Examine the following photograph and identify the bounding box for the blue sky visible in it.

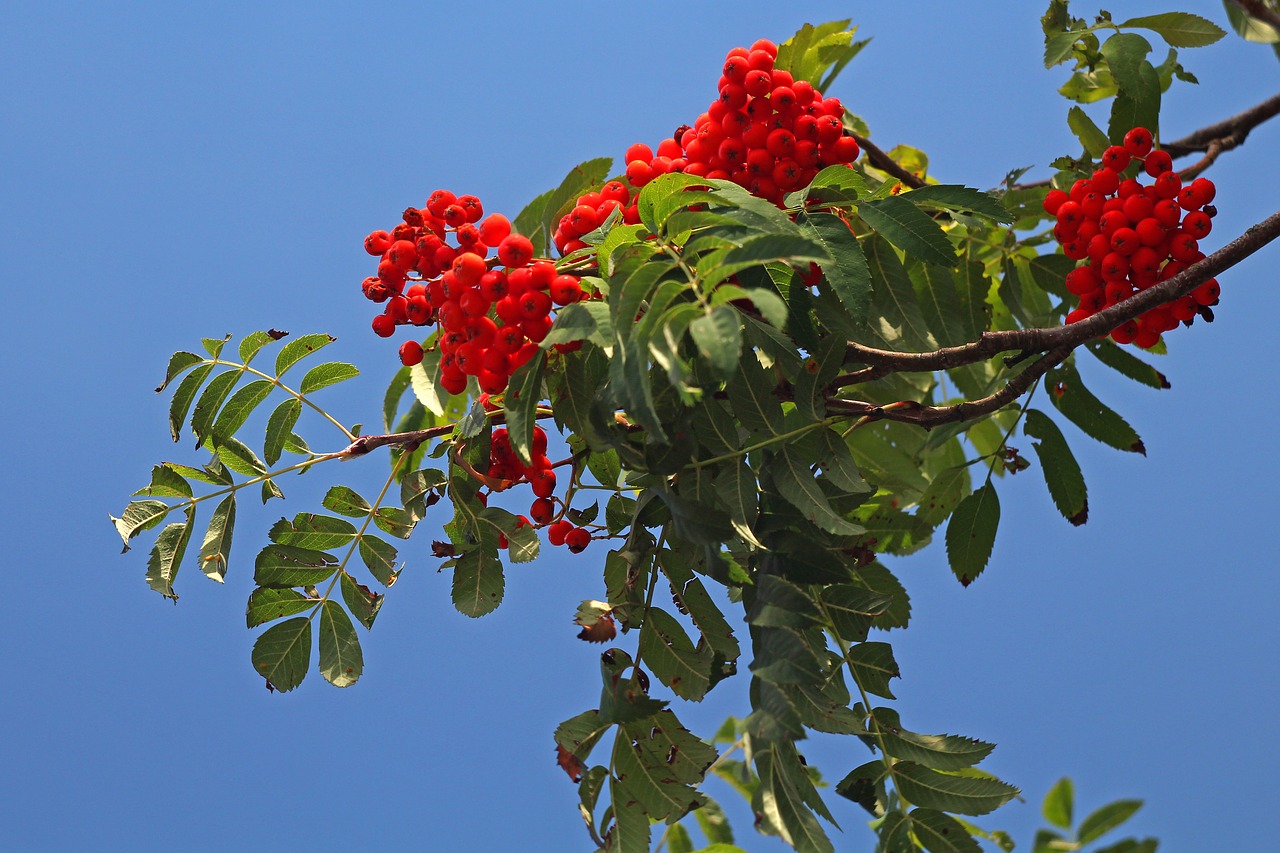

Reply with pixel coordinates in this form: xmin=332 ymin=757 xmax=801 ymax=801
xmin=3 ymin=2 xmax=1278 ymax=850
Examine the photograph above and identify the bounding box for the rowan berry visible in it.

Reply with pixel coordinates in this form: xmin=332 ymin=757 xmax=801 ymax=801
xmin=1123 ymin=127 xmax=1153 ymax=157
xmin=564 ymin=527 xmax=591 ymax=553
xmin=497 ymin=234 xmax=534 ymax=268
xmin=547 ymin=519 xmax=573 ymax=547
xmin=398 ymin=340 xmax=424 ymax=366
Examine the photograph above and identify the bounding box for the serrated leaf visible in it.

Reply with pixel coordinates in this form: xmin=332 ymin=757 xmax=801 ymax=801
xmin=299 ymin=361 xmax=359 ymax=394
xmin=261 ymin=478 xmax=284 ymax=503
xmin=145 ymin=512 xmax=194 ymax=598
xmin=514 ymin=157 xmax=613 ymax=256
xmin=189 ymin=369 xmax=240 ymax=447
xmin=1084 ymin=339 xmax=1169 ymax=389
xmin=1120 ymin=12 xmax=1226 ymax=47
xmin=202 ymin=334 xmax=232 ymax=359
xmin=862 ymin=234 xmax=936 ymax=351
xmin=821 ymin=585 xmax=892 ymax=642
xmin=373 ymin=506 xmax=415 ymax=539
xmin=401 ymin=467 xmax=447 ymax=520
xmin=264 ymin=398 xmax=302 ymax=465
xmin=318 ymin=600 xmax=362 ymax=687
xmin=506 ymin=350 xmax=546 ymax=466
xmin=212 ymin=379 xmax=274 ymax=441
xmin=338 ymin=574 xmax=384 ymax=630
xmin=1049 ymin=364 xmax=1145 ymax=453
xmin=237 ymin=330 xmax=278 ymax=365
xmin=1078 ymin=799 xmax=1143 ymax=844
xmin=168 ymin=361 xmax=213 ymax=438
xmin=251 ymin=616 xmax=311 ymax=692
xmin=771 ymin=447 xmax=864 ymax=536
xmin=253 ymin=544 xmax=339 ymax=588
xmin=1024 ymin=409 xmax=1088 ymax=525
xmin=269 ymin=513 xmax=357 ymax=550
xmin=846 ymin=641 xmax=900 ymax=699
xmin=197 ymin=495 xmax=235 ymax=582
xmin=639 ymin=607 xmax=713 ymax=701
xmin=945 ymin=482 xmax=1000 ymax=586
xmin=157 ymin=351 xmax=203 ymax=392
xmin=802 ymin=212 xmax=872 ymax=319
xmin=909 ymin=261 xmax=968 ymax=348
xmin=215 ymin=435 xmax=267 ymax=476
xmin=246 ymin=587 xmax=315 ymax=628
xmin=910 ymin=808 xmax=983 ymax=853
xmin=1068 ymin=106 xmax=1111 ymax=158
xmin=452 ymin=538 xmax=505 ymax=617
xmin=760 ymin=751 xmax=836 ymax=853
xmin=871 ymin=708 xmax=995 ymax=770
xmin=690 ymin=306 xmax=743 ymax=380
xmin=359 ymin=535 xmax=400 ymax=587
xmin=323 ymin=485 xmax=372 ymax=517
xmin=133 ymin=463 xmax=193 ymax=499
xmin=543 ymin=300 xmax=614 ymax=349
xmin=1043 ymin=777 xmax=1074 ymax=829
xmin=916 ymin=465 xmax=972 ymax=527
xmin=274 ymin=333 xmax=335 ymax=378
xmin=726 ymin=353 xmax=784 ymax=436
xmin=859 ymin=196 xmax=956 ymax=267
xmin=895 ymin=763 xmax=1018 ymax=816
xmin=906 ymin=185 xmax=1014 ymax=223
xmin=612 ymin=709 xmax=716 ymax=822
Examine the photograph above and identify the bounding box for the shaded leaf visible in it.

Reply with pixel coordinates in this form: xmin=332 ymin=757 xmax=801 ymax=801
xmin=197 ymin=495 xmax=236 ymax=582
xmin=859 ymin=195 xmax=956 ymax=267
xmin=318 ymin=600 xmax=363 ymax=687
xmin=945 ymin=482 xmax=1000 ymax=586
xmin=911 ymin=808 xmax=983 ymax=853
xmin=212 ymin=378 xmax=274 ymax=441
xmin=870 ymin=708 xmax=995 ymax=771
xmin=264 ymin=398 xmax=302 ymax=465
xmin=246 ymin=587 xmax=315 ymax=628
xmin=895 ymin=763 xmax=1018 ymax=816
xmin=846 ymin=641 xmax=900 ymax=699
xmin=274 ymin=333 xmax=335 ymax=378
xmin=1024 ymin=409 xmax=1088 ymax=525
xmin=1078 ymin=799 xmax=1143 ymax=844
xmin=251 ymin=616 xmax=311 ymax=692
xmin=145 ymin=512 xmax=194 ymax=598
xmin=253 ymin=544 xmax=339 ymax=588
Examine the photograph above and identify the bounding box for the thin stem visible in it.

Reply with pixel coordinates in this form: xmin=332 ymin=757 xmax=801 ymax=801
xmin=209 ymin=359 xmax=356 ymax=442
xmin=688 ymin=418 xmax=840 ymax=470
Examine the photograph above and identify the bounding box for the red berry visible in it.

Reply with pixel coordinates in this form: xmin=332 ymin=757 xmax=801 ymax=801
xmin=564 ymin=527 xmax=591 ymax=553
xmin=530 ymin=498 xmax=555 ymax=525
xmin=529 ymin=468 xmax=557 ymax=499
xmin=371 ymin=314 xmax=396 ymax=338
xmin=1123 ymin=127 xmax=1154 ymax=157
xmin=364 ymin=230 xmax=392 ymax=256
xmin=497 ymin=234 xmax=534 ymax=268
xmin=398 ymin=340 xmax=424 ymax=366
xmin=547 ymin=519 xmax=573 ymax=547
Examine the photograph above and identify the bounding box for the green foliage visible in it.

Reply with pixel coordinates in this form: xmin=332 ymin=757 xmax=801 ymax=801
xmin=110 ymin=6 xmax=1252 ymax=850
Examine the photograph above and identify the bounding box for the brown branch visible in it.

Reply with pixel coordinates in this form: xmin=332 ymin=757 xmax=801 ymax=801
xmin=826 ymin=345 xmax=1074 ymax=428
xmin=1224 ymin=0 xmax=1280 ymax=34
xmin=336 ymin=409 xmax=556 ymax=458
xmin=853 ymin=134 xmax=927 ymax=189
xmin=841 ymin=208 xmax=1280 ymax=377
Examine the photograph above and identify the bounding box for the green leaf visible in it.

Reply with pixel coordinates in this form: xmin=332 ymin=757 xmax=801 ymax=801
xmin=858 ymin=196 xmax=956 ymax=267
xmin=639 ymin=608 xmax=713 ymax=700
xmin=133 ymin=464 xmax=194 ymax=499
xmin=1068 ymin=106 xmax=1111 ymax=158
xmin=1078 ymin=799 xmax=1143 ymax=844
xmin=906 ymin=185 xmax=1014 ymax=224
xmin=157 ymin=351 xmax=203 ymax=392
xmin=1120 ymin=12 xmax=1226 ymax=47
xmin=202 ymin=334 xmax=232 ymax=359
xmin=821 ymin=585 xmax=892 ymax=642
xmin=197 ymin=495 xmax=236 ymax=582
xmin=895 ymin=763 xmax=1018 ymax=816
xmin=211 ymin=378 xmax=274 ymax=441
xmin=246 ymin=587 xmax=314 ymax=628
xmin=215 ymin=435 xmax=268 ymax=477
xmin=167 ymin=364 xmax=213 ymax=441
xmin=145 ymin=513 xmax=194 ymax=598
xmin=451 ymin=538 xmax=505 ymax=617
xmin=359 ymin=535 xmax=400 ymax=587
xmin=1042 ymin=777 xmax=1074 ymax=829
xmin=251 ymin=616 xmax=312 ymax=692
xmin=916 ymin=465 xmax=972 ymax=527
xmin=870 ymin=708 xmax=995 ymax=771
xmin=323 ymin=485 xmax=372 ymax=517
xmin=1107 ymin=61 xmax=1162 ymax=144
xmin=759 ymin=750 xmax=836 ymax=853
xmin=373 ymin=506 xmax=416 ymax=540
xmin=253 ymin=544 xmax=339 ymax=588
xmin=340 ymin=572 xmax=384 ymax=629
xmin=264 ymin=398 xmax=302 ymax=465
xmin=1024 ymin=409 xmax=1088 ymax=525
xmin=237 ymin=330 xmax=278 ymax=365
xmin=945 ymin=482 xmax=1000 ymax=586
xmin=401 ymin=467 xmax=447 ymax=520
xmin=846 ymin=641 xmax=900 ymax=699
xmin=1083 ymin=339 xmax=1170 ymax=389
xmin=513 ymin=157 xmax=613 ymax=256
xmin=726 ymin=354 xmax=784 ymax=436
xmin=1101 ymin=32 xmax=1154 ymax=93
xmin=955 ymin=260 xmax=993 ymax=343
xmin=690 ymin=306 xmax=743 ymax=380
xmin=318 ymin=600 xmax=363 ymax=687
xmin=801 ymin=212 xmax=873 ymax=320
xmin=269 ymin=513 xmax=357 ymax=550
xmin=542 ymin=300 xmax=614 ymax=349
xmin=862 ymin=234 xmax=936 ymax=351
xmin=612 ymin=709 xmax=716 ymax=822
xmin=1049 ymin=364 xmax=1145 ymax=453
xmin=1225 ymin=1 xmax=1280 ymax=43
xmin=505 ymin=351 xmax=546 ymax=466
xmin=383 ymin=365 xmax=412 ymax=432
xmin=771 ymin=447 xmax=864 ymax=536
xmin=299 ymin=361 xmax=359 ymax=394
xmin=909 ymin=261 xmax=968 ymax=348
xmin=274 ymin=333 xmax=335 ymax=378
xmin=190 ymin=369 xmax=241 ymax=447
xmin=910 ymin=808 xmax=983 ymax=853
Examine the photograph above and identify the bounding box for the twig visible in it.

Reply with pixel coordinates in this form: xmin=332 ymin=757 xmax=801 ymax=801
xmin=852 ymin=133 xmax=927 ymax=189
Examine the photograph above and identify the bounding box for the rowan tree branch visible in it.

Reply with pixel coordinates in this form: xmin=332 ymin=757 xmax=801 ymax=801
xmin=840 ymin=207 xmax=1280 ymax=378
xmin=336 ymin=410 xmax=555 ymax=457
xmin=853 ymin=133 xmax=927 ymax=189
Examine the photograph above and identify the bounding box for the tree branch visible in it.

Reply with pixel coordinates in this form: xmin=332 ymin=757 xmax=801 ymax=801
xmin=853 ymin=134 xmax=927 ymax=189
xmin=841 ymin=208 xmax=1280 ymax=376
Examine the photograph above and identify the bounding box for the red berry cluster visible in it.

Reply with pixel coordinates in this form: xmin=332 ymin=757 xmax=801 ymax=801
xmin=551 ymin=38 xmax=859 ymax=254
xmin=1044 ymin=127 xmax=1220 ymax=349
xmin=360 ymin=190 xmax=587 ymax=392
xmin=485 ymin=425 xmax=592 ymax=554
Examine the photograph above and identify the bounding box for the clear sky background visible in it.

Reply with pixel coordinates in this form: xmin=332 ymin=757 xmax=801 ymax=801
xmin=3 ymin=2 xmax=1278 ymax=851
